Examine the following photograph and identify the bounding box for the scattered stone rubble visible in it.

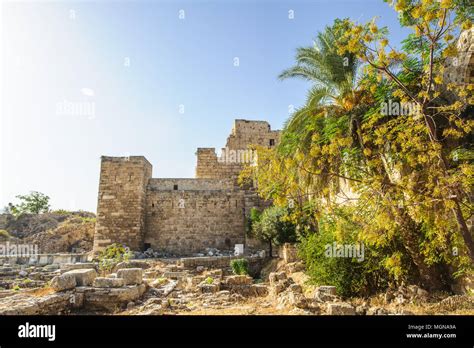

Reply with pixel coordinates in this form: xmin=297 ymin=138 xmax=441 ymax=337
xmin=0 ymin=251 xmax=472 ymax=315
xmin=134 ymin=247 xmax=262 ymax=259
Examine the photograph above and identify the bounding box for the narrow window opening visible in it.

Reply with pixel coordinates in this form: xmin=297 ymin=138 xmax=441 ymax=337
xmin=173 ymin=184 xmax=178 ymax=190
xmin=269 ymin=139 xmax=275 ymax=146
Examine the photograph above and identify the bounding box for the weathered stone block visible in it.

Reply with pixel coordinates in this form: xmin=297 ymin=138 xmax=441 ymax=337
xmin=117 ymin=268 xmax=143 ymax=285
xmin=199 ymin=283 xmax=220 ymax=294
xmin=327 ymin=302 xmax=356 ymax=315
xmin=225 ymin=275 xmax=253 ymax=286
xmin=80 ymin=284 xmax=146 ymax=312
xmin=93 ymin=277 xmax=125 ymax=288
xmin=113 ymin=260 xmax=150 ymax=272
xmin=63 ymin=269 xmax=97 ymax=286
xmin=60 ymin=263 xmax=97 ymax=273
xmin=51 ymin=274 xmax=76 ymax=291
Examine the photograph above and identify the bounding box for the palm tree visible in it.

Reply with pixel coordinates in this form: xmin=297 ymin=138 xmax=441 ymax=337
xmin=278 ymin=21 xmax=365 ymax=157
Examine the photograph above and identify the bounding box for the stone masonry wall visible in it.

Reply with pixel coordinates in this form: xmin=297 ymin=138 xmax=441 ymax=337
xmin=93 ymin=156 xmax=152 ymax=252
xmin=195 ymin=148 xmax=244 ymax=181
xmin=144 ymin=189 xmax=246 ymax=255
xmin=148 ymin=178 xmax=234 ymax=191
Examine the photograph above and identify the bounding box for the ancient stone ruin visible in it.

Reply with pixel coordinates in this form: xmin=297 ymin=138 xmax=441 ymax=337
xmin=92 ymin=119 xmax=280 ymax=255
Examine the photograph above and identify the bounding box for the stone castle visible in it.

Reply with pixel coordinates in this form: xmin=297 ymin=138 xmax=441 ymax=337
xmin=92 ymin=119 xmax=280 ymax=255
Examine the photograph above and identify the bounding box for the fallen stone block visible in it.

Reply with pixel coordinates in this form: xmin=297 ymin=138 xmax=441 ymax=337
xmin=80 ymin=284 xmax=146 ymax=312
xmin=225 ymin=275 xmax=253 ymax=286
xmin=327 ymin=302 xmax=356 ymax=315
xmin=198 ymin=283 xmax=220 ymax=294
xmin=113 ymin=260 xmax=150 ymax=272
xmin=93 ymin=277 xmax=124 ymax=288
xmin=157 ymin=280 xmax=177 ymax=297
xmin=60 ymin=262 xmax=97 ymax=273
xmin=315 ymin=285 xmax=337 ymax=302
xmin=51 ymin=273 xmax=77 ymax=291
xmin=63 ymin=269 xmax=97 ymax=286
xmin=117 ymin=268 xmax=143 ymax=285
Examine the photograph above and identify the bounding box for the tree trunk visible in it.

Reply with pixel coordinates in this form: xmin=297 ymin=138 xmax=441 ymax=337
xmin=451 ymin=196 xmax=474 ymax=260
xmin=422 ymin=113 xmax=474 ymax=261
xmin=268 ymin=240 xmax=273 ymax=258
xmin=396 ymin=209 xmax=447 ymax=291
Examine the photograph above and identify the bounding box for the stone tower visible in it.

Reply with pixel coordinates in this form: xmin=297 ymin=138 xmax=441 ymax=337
xmin=195 ymin=119 xmax=280 ymax=181
xmin=93 ymin=156 xmax=152 ymax=253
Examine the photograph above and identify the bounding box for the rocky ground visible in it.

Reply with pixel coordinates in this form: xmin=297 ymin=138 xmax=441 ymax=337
xmin=1 ymin=212 xmax=471 ymax=316
xmin=0 ymin=212 xmax=95 ymax=253
xmin=0 ymin=257 xmax=472 ymax=316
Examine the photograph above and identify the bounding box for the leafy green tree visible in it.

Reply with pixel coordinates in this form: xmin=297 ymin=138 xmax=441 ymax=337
xmin=250 ymin=206 xmax=297 ymax=257
xmin=334 ymin=0 xmax=473 ymax=262
xmin=9 ymin=191 xmax=50 ymax=216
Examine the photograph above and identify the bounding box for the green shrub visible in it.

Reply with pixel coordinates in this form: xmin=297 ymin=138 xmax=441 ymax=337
xmin=205 ymin=277 xmax=214 ymax=284
xmin=298 ymin=207 xmax=402 ymax=298
xmin=230 ymin=258 xmax=249 ymax=275
xmin=97 ymin=243 xmax=133 ymax=275
xmin=13 ymin=285 xmax=20 ymax=291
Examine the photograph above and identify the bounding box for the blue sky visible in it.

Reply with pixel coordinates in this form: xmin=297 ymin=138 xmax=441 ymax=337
xmin=1 ymin=0 xmax=410 ymax=212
